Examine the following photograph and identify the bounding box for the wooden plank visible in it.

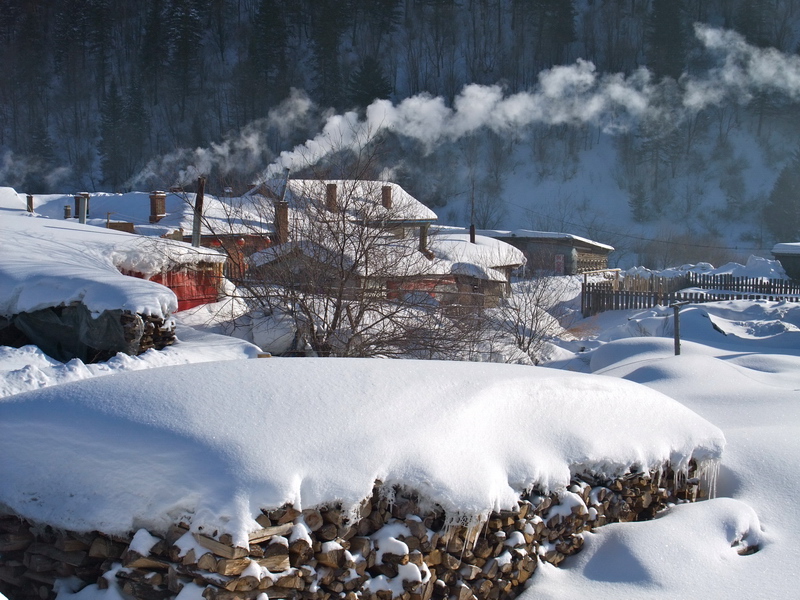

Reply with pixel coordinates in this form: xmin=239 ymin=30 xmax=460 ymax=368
xmin=27 ymin=542 xmax=87 ymax=567
xmin=0 ymin=532 xmax=33 ymax=552
xmin=247 ymin=523 xmax=293 ymax=544
xmin=254 ymin=554 xmax=290 ymax=573
xmin=88 ymin=536 xmax=126 ymax=559
xmin=215 ymin=557 xmax=251 ymax=577
xmin=193 ymin=533 xmax=250 ymax=559
xmin=122 ymin=551 xmax=171 ymax=571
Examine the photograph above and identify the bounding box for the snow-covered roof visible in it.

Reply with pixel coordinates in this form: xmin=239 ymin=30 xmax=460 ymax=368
xmin=430 ymin=229 xmax=526 ymax=269
xmin=250 ymin=229 xmax=524 ymax=282
xmin=0 ymin=188 xmax=225 ymax=319
xmin=0 ymin=357 xmax=724 ymax=546
xmin=772 ymin=242 xmax=800 ymax=256
xmin=476 ymin=228 xmax=615 ymax=252
xmin=27 ymin=190 xmax=274 ymax=238
xmin=625 ymin=256 xmax=787 ymax=280
xmin=256 ymin=179 xmax=438 ymax=224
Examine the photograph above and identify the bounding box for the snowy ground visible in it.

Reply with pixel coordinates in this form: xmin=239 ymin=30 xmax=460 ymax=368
xmin=531 ymin=299 xmax=800 ymax=598
xmin=0 ymin=198 xmax=797 ymax=598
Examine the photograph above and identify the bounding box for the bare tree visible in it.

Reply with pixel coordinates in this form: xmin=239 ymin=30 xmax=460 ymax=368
xmin=492 ymin=275 xmax=575 ymax=364
xmin=196 ymin=173 xmax=514 ymax=359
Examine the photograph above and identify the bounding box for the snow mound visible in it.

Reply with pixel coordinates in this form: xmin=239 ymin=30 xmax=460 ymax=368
xmin=0 ymin=358 xmax=724 ymax=547
xmin=624 ymin=256 xmax=787 ymax=280
xmin=531 ymin=498 xmax=762 ymax=598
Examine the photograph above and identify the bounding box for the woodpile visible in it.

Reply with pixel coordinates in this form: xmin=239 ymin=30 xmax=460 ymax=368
xmin=121 ymin=311 xmax=176 ymax=355
xmin=0 ymin=461 xmax=713 ymax=600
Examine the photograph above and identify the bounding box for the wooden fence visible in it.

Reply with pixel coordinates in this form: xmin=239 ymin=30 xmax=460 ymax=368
xmin=581 ymin=272 xmax=800 ymax=317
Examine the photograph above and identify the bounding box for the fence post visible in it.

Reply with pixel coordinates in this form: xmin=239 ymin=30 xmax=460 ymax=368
xmin=672 ymin=301 xmax=690 ymax=356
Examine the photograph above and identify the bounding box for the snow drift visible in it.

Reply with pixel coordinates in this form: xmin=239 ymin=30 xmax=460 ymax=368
xmin=0 ymin=358 xmax=724 ymax=547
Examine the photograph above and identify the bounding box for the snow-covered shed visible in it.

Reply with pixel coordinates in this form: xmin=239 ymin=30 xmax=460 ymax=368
xmin=0 ymin=188 xmax=226 ymax=361
xmin=477 ymin=229 xmax=614 ymax=275
xmin=772 ymin=242 xmax=800 ymax=280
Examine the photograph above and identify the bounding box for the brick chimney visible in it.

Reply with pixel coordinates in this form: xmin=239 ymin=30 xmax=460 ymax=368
xmin=149 ymin=191 xmax=167 ymax=223
xmin=26 ymin=194 xmax=33 ymax=213
xmin=325 ymin=183 xmax=338 ymax=213
xmin=275 ymin=200 xmax=289 ymax=245
xmin=381 ymin=185 xmax=392 ymax=209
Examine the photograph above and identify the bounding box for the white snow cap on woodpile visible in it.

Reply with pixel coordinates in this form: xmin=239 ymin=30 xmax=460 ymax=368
xmin=0 ymin=198 xmax=225 ymax=319
xmin=0 ymin=357 xmax=725 ymax=548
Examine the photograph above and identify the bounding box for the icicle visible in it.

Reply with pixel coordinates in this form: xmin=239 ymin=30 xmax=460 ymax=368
xmin=697 ymin=458 xmax=721 ymax=499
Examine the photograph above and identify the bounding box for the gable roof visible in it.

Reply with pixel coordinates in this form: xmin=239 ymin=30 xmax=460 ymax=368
xmin=476 ymin=228 xmax=615 ymax=253
xmin=253 ymin=179 xmax=438 ymax=225
xmin=26 ymin=190 xmax=273 ymax=238
xmin=251 ymin=228 xmax=525 ymax=283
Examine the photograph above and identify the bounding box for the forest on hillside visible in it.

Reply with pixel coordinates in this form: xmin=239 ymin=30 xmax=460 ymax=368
xmin=3 ymin=0 xmax=800 ymax=261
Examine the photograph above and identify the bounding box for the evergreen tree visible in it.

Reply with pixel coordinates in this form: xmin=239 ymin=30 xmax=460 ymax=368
xmin=140 ymin=0 xmax=167 ymax=106
xmin=24 ymin=117 xmax=56 ymax=193
xmin=734 ymin=0 xmax=770 ymax=48
xmin=122 ymin=79 xmax=150 ymax=177
xmin=87 ymin=0 xmax=113 ymax=92
xmin=166 ymin=0 xmax=204 ymax=121
xmin=250 ymin=0 xmax=289 ymax=108
xmin=764 ymin=149 xmax=800 ymax=241
xmin=347 ymin=57 xmax=392 ymax=110
xmin=98 ymin=80 xmax=127 ymax=189
xmin=646 ymin=0 xmax=686 ymax=80
xmin=355 ymin=0 xmax=401 ymax=55
xmin=311 ymin=0 xmax=348 ymax=109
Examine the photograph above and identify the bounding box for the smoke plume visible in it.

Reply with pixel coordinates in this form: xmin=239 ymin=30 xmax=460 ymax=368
xmin=259 ymin=24 xmax=800 ymax=181
xmin=129 ymin=89 xmax=314 ymax=188
xmin=128 ymin=25 xmax=800 ymax=188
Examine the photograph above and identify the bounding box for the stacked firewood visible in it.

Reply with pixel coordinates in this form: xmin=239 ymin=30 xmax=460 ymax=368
xmin=121 ymin=311 xmax=176 ymax=354
xmin=0 ymin=463 xmax=708 ymax=600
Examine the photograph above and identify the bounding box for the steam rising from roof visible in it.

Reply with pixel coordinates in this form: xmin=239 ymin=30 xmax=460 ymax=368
xmin=131 ymin=25 xmax=800 ymax=189
xmin=259 ymin=25 xmax=800 ymax=182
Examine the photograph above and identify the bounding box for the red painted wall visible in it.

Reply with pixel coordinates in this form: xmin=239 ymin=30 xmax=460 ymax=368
xmin=124 ymin=267 xmax=222 ymax=312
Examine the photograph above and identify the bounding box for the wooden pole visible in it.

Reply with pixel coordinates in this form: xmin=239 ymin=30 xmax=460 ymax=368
xmin=673 ymin=304 xmax=681 ymax=356
xmin=672 ymin=301 xmax=690 ymax=356
xmin=192 ymin=177 xmax=206 ymax=248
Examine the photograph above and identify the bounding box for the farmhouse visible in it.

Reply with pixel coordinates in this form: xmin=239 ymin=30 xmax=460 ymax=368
xmin=248 ymin=180 xmax=525 ymax=307
xmin=477 ymin=228 xmax=614 ymax=275
xmin=24 ymin=182 xmax=528 ymax=309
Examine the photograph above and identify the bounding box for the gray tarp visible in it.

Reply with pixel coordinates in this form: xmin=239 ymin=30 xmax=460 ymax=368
xmin=6 ymin=304 xmax=143 ymax=363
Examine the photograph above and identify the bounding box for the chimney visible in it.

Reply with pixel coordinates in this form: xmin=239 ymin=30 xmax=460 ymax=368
xmin=74 ymin=192 xmax=89 ymax=223
xmin=26 ymin=194 xmax=34 ymax=213
xmin=275 ymin=200 xmax=289 ymax=245
xmin=419 ymin=223 xmax=429 ymax=253
xmin=325 ymin=183 xmax=338 ymax=213
xmin=149 ymin=191 xmax=167 ymax=223
xmin=381 ymin=185 xmax=392 ymax=209
xmin=64 ymin=204 xmax=72 ymax=219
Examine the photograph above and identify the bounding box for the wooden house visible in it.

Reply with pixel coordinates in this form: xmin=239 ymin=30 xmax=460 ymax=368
xmin=248 ymin=182 xmax=525 ymax=308
xmin=476 ymin=229 xmax=614 ymax=275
